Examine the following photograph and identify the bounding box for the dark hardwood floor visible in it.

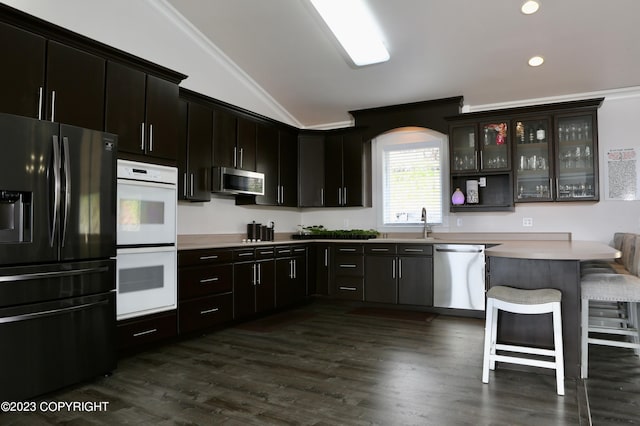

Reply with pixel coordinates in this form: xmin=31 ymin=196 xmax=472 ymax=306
xmin=2 ymin=299 xmax=638 ymax=425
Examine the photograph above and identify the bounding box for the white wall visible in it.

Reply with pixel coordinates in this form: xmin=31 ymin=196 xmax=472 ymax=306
xmin=5 ymin=0 xmax=640 ymax=242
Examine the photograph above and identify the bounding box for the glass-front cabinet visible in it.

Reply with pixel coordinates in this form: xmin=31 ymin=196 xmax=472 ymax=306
xmin=450 ymin=121 xmax=510 ymax=173
xmin=555 ymin=113 xmax=598 ymax=201
xmin=514 ymin=118 xmax=553 ymax=201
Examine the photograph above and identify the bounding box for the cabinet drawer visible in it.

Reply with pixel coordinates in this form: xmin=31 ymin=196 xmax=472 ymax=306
xmin=335 ymin=277 xmax=364 ymax=300
xmin=397 ymin=244 xmax=433 ymax=256
xmin=117 ymin=311 xmax=177 ymax=351
xmin=365 ymin=244 xmax=396 ymax=254
xmin=334 ymin=254 xmax=364 ymax=276
xmin=335 ymin=244 xmax=363 ymax=254
xmin=179 ymin=264 xmax=233 ymax=300
xmin=178 ymin=249 xmax=233 ymax=266
xmin=292 ymin=246 xmax=307 ymax=256
xmin=275 ymin=246 xmax=292 ymax=257
xmin=234 ymin=248 xmax=256 ymax=261
xmin=256 ymin=246 xmax=276 ymax=259
xmin=179 ymin=293 xmax=233 ymax=333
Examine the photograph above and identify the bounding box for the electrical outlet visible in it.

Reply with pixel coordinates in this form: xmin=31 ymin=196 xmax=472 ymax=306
xmin=456 ymin=218 xmax=463 ymax=227
xmin=523 ymin=217 xmax=533 ymax=227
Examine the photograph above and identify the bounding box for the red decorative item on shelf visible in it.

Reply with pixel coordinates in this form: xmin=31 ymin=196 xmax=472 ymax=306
xmin=486 ymin=123 xmax=507 ymax=145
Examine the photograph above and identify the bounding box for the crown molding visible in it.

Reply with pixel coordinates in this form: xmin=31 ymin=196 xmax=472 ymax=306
xmin=150 ymin=0 xmax=303 ymax=128
xmin=467 ymin=86 xmax=640 ymax=113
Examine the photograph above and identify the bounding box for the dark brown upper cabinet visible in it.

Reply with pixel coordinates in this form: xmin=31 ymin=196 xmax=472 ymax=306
xmin=45 ymin=41 xmax=105 ymax=131
xmin=253 ymin=124 xmax=279 ymax=206
xmin=298 ymin=132 xmax=325 ymax=207
xmin=0 ymin=21 xmax=46 ymax=119
xmin=105 ymin=61 xmax=179 ymax=163
xmin=324 ymin=130 xmax=371 ymax=207
xmin=177 ymin=99 xmax=212 ymax=202
xmin=0 ymin=23 xmax=104 ymax=130
xmin=213 ymin=109 xmax=256 ymax=171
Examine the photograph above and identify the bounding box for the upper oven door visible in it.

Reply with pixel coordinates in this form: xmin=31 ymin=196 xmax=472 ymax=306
xmin=117 ymin=179 xmax=176 ymax=247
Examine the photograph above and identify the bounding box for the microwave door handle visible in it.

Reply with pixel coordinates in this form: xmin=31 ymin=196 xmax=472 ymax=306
xmin=61 ymin=136 xmax=71 ymax=247
xmin=50 ymin=135 xmax=60 ymax=247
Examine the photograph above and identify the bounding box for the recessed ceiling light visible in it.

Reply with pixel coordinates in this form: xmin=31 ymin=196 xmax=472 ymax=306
xmin=310 ymin=0 xmax=390 ymax=67
xmin=528 ymin=56 xmax=544 ymax=67
xmin=521 ymin=0 xmax=540 ymax=14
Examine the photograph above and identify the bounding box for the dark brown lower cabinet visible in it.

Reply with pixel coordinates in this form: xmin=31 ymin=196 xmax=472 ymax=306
xmin=234 ymin=259 xmax=275 ymax=319
xmin=276 ymin=250 xmax=307 ymax=308
xmin=179 ymin=293 xmax=233 ymax=333
xmin=117 ymin=310 xmax=177 ymax=352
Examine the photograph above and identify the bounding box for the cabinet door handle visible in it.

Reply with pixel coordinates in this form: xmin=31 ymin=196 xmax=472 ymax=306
xmin=140 ymin=122 xmax=145 ymax=151
xmin=239 ymin=148 xmax=244 ymax=169
xmin=200 ymin=307 xmax=219 ymax=315
xmin=479 ymin=150 xmax=482 ymax=169
xmin=257 ymin=263 xmax=261 ymax=284
xmin=50 ymin=90 xmax=56 ymax=122
xmin=550 ymin=178 xmax=554 ymax=199
xmin=338 ymin=188 xmax=342 ymax=205
xmin=149 ymin=124 xmax=154 ymax=152
xmin=293 ymin=259 xmax=297 ymax=279
xmin=199 ymin=255 xmax=218 ymax=260
xmin=289 ymin=259 xmax=294 ymax=279
xmin=343 ymin=187 xmax=347 ymax=205
xmin=339 ymin=264 xmax=357 ymax=268
xmin=252 ymin=263 xmax=257 ymax=285
xmin=200 ymin=277 xmax=219 ymax=283
xmin=233 ymin=147 xmax=237 ymax=168
xmin=392 ymin=259 xmax=396 ymax=279
xmin=324 ymin=248 xmax=328 ymax=267
xmin=37 ymin=86 xmax=43 ymax=120
xmin=321 ymin=188 xmax=325 ymax=206
xmin=183 ymin=172 xmax=188 ymax=197
xmin=404 ymin=248 xmax=424 ymax=253
xmin=190 ymin=173 xmax=195 ymax=196
xmin=398 ymin=259 xmax=402 ymax=279
xmin=339 ymin=286 xmax=357 ymax=291
xmin=133 ymin=328 xmax=157 ymax=338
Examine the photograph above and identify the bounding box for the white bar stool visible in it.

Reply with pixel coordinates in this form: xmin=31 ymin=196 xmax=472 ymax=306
xmin=482 ymin=285 xmax=565 ymax=396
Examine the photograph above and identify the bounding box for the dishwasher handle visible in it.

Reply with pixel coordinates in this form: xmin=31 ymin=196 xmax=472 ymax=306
xmin=435 ymin=247 xmax=483 ymax=254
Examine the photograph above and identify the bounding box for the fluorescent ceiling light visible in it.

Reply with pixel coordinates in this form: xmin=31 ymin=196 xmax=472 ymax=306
xmin=310 ymin=0 xmax=390 ymax=66
xmin=521 ymin=1 xmax=540 ymax=15
xmin=528 ymin=56 xmax=544 ymax=66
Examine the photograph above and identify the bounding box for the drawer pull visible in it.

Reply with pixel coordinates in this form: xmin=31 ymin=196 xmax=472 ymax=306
xmin=199 ymin=255 xmax=218 ymax=260
xmin=200 ymin=307 xmax=220 ymax=315
xmin=133 ymin=328 xmax=157 ymax=337
xmin=200 ymin=277 xmax=219 ymax=283
xmin=404 ymin=248 xmax=424 ymax=253
xmin=238 ymin=252 xmax=253 ymax=257
xmin=339 ymin=286 xmax=357 ymax=291
xmin=260 ymin=250 xmax=274 ymax=255
xmin=293 ymin=248 xmax=306 ymax=252
xmin=339 ymin=248 xmax=357 ymax=252
xmin=339 ymin=264 xmax=357 ymax=268
xmin=370 ymin=248 xmax=389 ymax=252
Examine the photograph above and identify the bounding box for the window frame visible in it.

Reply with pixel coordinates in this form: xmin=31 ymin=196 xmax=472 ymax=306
xmin=373 ymin=128 xmax=448 ymax=233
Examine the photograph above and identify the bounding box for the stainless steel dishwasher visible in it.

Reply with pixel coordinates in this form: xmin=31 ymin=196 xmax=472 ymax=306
xmin=433 ymin=244 xmax=485 ymax=310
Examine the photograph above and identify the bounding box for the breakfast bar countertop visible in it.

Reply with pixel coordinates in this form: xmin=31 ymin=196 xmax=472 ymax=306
xmin=485 ymin=240 xmax=622 ymax=261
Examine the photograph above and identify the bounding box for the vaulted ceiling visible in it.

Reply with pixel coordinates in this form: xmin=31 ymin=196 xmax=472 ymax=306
xmin=168 ymin=0 xmax=639 ymax=127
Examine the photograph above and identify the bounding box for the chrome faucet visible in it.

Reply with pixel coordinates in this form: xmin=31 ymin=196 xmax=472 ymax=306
xmin=421 ymin=207 xmax=431 ymax=239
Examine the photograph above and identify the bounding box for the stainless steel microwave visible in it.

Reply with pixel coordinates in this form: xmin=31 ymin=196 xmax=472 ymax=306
xmin=211 ymin=167 xmax=265 ymax=196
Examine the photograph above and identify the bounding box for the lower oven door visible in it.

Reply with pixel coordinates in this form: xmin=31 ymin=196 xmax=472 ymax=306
xmin=116 ymin=246 xmax=177 ymax=320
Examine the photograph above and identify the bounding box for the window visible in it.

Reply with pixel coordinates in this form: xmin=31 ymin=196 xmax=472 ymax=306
xmin=376 ymin=129 xmax=445 ymax=227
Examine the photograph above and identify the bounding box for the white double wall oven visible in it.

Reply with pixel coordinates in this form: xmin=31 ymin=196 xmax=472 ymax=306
xmin=116 ymin=160 xmax=177 ymax=320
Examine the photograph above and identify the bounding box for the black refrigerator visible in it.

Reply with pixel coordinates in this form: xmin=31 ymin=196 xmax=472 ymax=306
xmin=0 ymin=113 xmax=117 ymax=400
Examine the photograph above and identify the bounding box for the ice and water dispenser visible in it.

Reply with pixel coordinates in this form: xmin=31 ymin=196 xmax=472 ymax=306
xmin=0 ymin=190 xmax=31 ymax=243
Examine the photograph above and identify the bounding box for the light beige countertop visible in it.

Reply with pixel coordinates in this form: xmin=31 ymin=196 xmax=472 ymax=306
xmin=484 ymin=240 xmax=621 ymax=261
xmin=177 ymin=232 xmax=602 ymax=256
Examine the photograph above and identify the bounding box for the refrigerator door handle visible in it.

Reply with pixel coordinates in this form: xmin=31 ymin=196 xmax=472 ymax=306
xmin=0 ymin=298 xmax=110 ymax=324
xmin=50 ymin=135 xmax=61 ymax=247
xmin=61 ymin=136 xmax=71 ymax=247
xmin=0 ymin=266 xmax=109 ymax=283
